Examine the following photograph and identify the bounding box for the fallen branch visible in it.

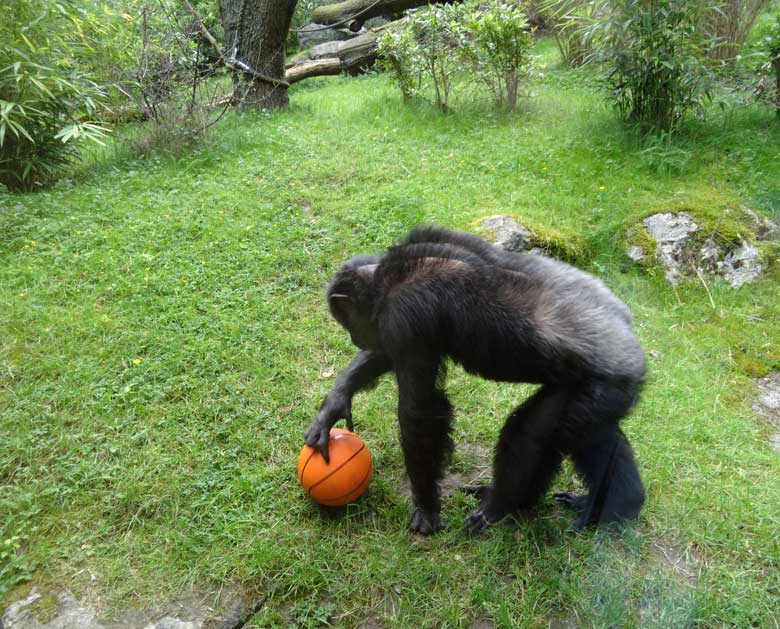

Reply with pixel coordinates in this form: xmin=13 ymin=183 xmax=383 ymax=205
xmin=286 ymin=58 xmax=344 ymax=84
xmin=285 ymin=23 xmax=390 ymax=84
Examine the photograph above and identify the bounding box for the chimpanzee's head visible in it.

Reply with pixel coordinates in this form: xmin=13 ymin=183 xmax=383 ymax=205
xmin=326 ymin=254 xmax=382 ymax=350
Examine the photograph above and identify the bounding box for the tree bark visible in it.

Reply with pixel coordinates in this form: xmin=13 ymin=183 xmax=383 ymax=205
xmin=219 ymin=0 xmax=298 ymax=108
xmin=312 ymin=0 xmax=425 ymax=26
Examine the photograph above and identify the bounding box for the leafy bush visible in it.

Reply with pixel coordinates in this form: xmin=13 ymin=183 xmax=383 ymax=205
xmin=378 ymin=4 xmax=463 ymax=111
xmin=377 ymin=26 xmax=426 ymax=101
xmin=593 ymin=0 xmax=712 ymax=133
xmin=0 ymin=0 xmax=109 ymax=191
xmin=378 ymin=0 xmax=534 ymax=111
xmin=458 ymin=0 xmax=534 ymax=110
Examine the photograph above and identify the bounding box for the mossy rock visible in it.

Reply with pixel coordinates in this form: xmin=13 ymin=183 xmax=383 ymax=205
xmin=30 ymin=593 xmax=58 ymax=624
xmin=474 ymin=214 xmax=587 ymax=264
xmin=623 ymin=205 xmax=778 ymax=286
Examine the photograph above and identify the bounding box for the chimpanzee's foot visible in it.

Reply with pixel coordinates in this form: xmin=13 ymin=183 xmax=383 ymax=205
xmin=461 ymin=483 xmax=493 ymax=501
xmin=462 ymin=485 xmax=507 ymax=534
xmin=553 ymin=491 xmax=588 ymax=513
xmin=410 ymin=508 xmax=442 ymax=535
xmin=465 ymin=507 xmax=501 ymax=534
xmin=554 ymin=492 xmax=593 ymax=529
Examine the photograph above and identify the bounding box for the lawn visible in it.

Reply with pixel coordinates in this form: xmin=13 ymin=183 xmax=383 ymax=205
xmin=1 ymin=40 xmax=780 ymax=627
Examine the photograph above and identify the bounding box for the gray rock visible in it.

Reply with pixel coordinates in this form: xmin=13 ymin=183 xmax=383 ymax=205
xmin=634 ymin=211 xmax=769 ymax=287
xmin=754 ymin=372 xmax=780 ymax=452
xmin=2 ymin=587 xmax=249 ymax=629
xmin=718 ymin=242 xmax=763 ymax=288
xmin=2 ymin=590 xmax=104 ymax=629
xmin=697 ymin=238 xmax=721 ymax=270
xmin=754 ymin=371 xmax=780 ymax=428
xmin=365 ymin=17 xmax=389 ymax=29
xmin=298 ymin=23 xmax=354 ymax=49
xmin=626 ymin=245 xmax=645 ymax=261
xmin=143 ymin=618 xmax=200 ymax=629
xmin=310 ymin=40 xmax=342 ymax=60
xmin=642 ymin=212 xmax=699 ymax=284
xmin=743 ymin=207 xmax=780 ymax=241
xmin=480 ymin=215 xmax=534 ymax=252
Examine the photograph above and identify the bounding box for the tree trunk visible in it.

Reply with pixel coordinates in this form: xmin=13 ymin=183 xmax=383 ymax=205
xmin=219 ymin=0 xmax=298 ymax=108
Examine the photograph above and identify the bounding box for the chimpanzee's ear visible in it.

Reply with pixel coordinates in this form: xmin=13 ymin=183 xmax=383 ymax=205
xmin=356 ymin=264 xmax=378 ymax=283
xmin=328 ymin=292 xmax=351 ymax=320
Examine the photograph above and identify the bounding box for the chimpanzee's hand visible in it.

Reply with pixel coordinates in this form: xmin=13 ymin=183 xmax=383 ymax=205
xmin=304 ymin=392 xmax=353 ymax=463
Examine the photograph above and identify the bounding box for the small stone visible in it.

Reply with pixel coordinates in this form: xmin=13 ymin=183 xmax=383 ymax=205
xmin=627 ymin=245 xmax=645 ymax=261
xmin=637 ymin=211 xmax=766 ymax=287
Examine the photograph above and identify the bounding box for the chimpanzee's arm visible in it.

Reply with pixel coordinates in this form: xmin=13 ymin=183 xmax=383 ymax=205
xmin=304 ymin=351 xmax=392 ymax=461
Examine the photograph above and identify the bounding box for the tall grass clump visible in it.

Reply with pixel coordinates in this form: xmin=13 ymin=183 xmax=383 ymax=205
xmin=753 ymin=11 xmax=780 ymax=119
xmin=703 ymin=0 xmax=772 ymax=63
xmin=592 ymin=0 xmax=712 ymax=133
xmin=538 ymin=0 xmax=606 ymax=67
xmin=0 ymin=0 xmax=110 ymax=191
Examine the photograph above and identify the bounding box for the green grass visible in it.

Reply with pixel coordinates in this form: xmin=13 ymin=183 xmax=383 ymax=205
xmin=2 ymin=41 xmax=780 ymax=627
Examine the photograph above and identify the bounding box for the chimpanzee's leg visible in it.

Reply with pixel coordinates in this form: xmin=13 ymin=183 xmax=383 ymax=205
xmin=396 ymin=358 xmax=454 ymax=535
xmin=554 ymin=378 xmax=645 ymax=528
xmin=465 ymin=385 xmax=569 ymax=534
xmin=555 ymin=425 xmax=645 ymax=528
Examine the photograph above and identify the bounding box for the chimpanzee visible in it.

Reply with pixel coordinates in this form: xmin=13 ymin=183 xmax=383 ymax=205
xmin=304 ymin=226 xmax=646 ymax=535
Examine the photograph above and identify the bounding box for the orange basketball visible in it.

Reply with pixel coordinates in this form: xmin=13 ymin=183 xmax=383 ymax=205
xmin=297 ymin=428 xmax=372 ymax=506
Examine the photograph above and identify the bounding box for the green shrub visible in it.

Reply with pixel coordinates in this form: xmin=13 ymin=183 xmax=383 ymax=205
xmin=0 ymin=0 xmax=109 ymax=191
xmin=377 ymin=26 xmax=426 ymax=101
xmin=378 ymin=5 xmax=463 ymax=111
xmin=593 ymin=0 xmax=712 ymax=133
xmin=458 ymin=0 xmax=534 ymax=110
xmin=378 ymin=0 xmax=534 ymax=111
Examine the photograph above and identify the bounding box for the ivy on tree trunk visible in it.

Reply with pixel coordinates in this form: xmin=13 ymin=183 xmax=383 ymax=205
xmin=219 ymin=0 xmax=298 ymax=108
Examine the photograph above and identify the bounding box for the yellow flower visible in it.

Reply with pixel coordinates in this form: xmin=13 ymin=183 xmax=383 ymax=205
xmin=599 ymin=185 xmax=605 ymax=190
xmin=133 ymin=358 xmax=142 ymax=365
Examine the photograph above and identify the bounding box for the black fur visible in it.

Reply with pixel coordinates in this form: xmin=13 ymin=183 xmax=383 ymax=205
xmin=305 ymin=226 xmax=646 ymax=535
